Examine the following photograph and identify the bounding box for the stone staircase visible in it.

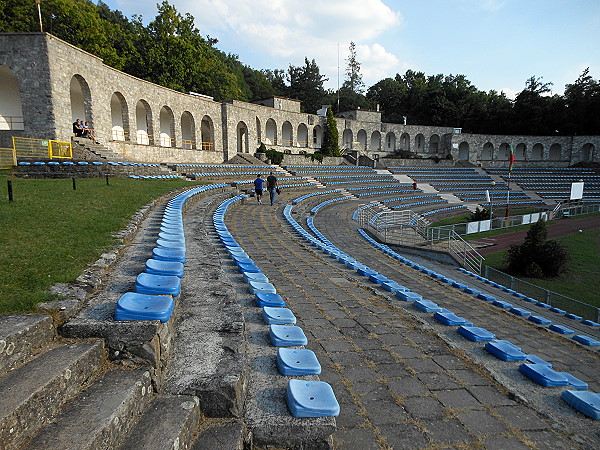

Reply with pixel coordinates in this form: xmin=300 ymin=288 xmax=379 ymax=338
xmin=229 ymin=153 xmax=271 ymax=165
xmin=72 ymin=137 xmax=129 ymax=162
xmin=0 ymin=314 xmax=204 ymax=449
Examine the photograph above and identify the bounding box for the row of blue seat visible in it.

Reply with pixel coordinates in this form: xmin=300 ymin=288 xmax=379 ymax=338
xmin=214 ymin=195 xmax=339 ymax=418
xmin=291 ymin=168 xmax=375 ymax=174
xmin=130 ymin=175 xmax=180 ymax=180
xmin=390 ymin=199 xmax=448 ymax=210
xmin=388 ymin=167 xmax=478 ymax=172
xmin=174 ymin=164 xmax=277 ymax=169
xmin=355 ymin=229 xmax=598 ymax=419
xmin=18 ymin=161 xmax=160 ymax=167
xmin=355 ymin=189 xmax=416 ymax=197
xmin=345 ymin=184 xmax=412 ymax=191
xmin=114 ymin=183 xmax=228 ymax=323
xmin=309 ymin=196 xmax=353 ymax=214
xmin=381 ymin=194 xmax=440 ymax=204
xmin=314 ymin=174 xmax=393 ymax=180
xmin=420 ymin=205 xmax=468 ymax=218
xmin=291 ymin=190 xmax=340 ymax=205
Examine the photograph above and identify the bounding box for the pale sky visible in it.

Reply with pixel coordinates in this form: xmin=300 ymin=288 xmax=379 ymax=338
xmin=100 ymin=0 xmax=600 ymax=98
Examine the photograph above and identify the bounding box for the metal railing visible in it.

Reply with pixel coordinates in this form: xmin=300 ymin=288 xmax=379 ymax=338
xmin=438 ymin=211 xmax=550 ymax=235
xmin=12 ymin=136 xmax=72 ymax=159
xmin=484 ymin=266 xmax=599 ymax=322
xmin=0 ymin=115 xmax=24 ymax=130
xmin=557 ymin=202 xmax=600 ymax=218
xmin=0 ymin=146 xmax=16 ymax=169
xmin=358 ymin=204 xmax=484 ymax=274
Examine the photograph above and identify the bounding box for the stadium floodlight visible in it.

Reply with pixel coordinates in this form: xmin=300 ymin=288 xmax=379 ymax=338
xmin=35 ymin=0 xmax=43 ymax=32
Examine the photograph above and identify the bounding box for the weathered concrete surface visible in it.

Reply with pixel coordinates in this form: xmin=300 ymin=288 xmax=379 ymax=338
xmin=0 ymin=313 xmax=54 ymax=373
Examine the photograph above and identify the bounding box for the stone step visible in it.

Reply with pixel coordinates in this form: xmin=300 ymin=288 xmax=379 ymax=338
xmin=0 ymin=314 xmax=55 ymax=374
xmin=191 ymin=421 xmax=245 ymax=450
xmin=0 ymin=340 xmax=105 ymax=448
xmin=117 ymin=395 xmax=200 ymax=450
xmin=26 ymin=367 xmax=153 ymax=449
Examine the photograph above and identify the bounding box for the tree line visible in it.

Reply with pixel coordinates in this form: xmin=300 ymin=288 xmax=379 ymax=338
xmin=1 ymin=0 xmax=599 ymax=136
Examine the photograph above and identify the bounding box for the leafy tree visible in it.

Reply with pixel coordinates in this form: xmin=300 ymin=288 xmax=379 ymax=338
xmin=321 ymin=107 xmax=340 ymax=156
xmin=563 ymin=68 xmax=600 ymax=135
xmin=342 ymin=41 xmax=365 ymax=94
xmin=287 ymin=58 xmax=328 ymax=113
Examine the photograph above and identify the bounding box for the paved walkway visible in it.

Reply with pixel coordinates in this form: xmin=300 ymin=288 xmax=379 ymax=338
xmin=223 ymin=191 xmax=599 ymax=449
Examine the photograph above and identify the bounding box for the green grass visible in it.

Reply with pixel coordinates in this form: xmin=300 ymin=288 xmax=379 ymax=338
xmin=482 ymin=228 xmax=600 ymax=307
xmin=0 ymin=174 xmax=203 ymax=313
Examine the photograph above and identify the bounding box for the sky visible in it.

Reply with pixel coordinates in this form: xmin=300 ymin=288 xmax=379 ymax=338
xmin=99 ymin=0 xmax=600 ymax=99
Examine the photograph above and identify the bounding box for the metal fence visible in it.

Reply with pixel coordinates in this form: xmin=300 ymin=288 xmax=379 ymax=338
xmin=484 ymin=266 xmax=599 ymax=322
xmin=358 ymin=204 xmax=484 ymax=274
xmin=12 ymin=136 xmax=72 ymax=159
xmin=437 ymin=211 xmax=550 ymax=235
xmin=0 ymin=146 xmax=16 ymax=169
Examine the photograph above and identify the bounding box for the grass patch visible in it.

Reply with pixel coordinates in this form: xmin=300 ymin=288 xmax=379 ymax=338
xmin=483 ymin=228 xmax=600 ymax=307
xmin=0 ymin=174 xmax=203 ymax=313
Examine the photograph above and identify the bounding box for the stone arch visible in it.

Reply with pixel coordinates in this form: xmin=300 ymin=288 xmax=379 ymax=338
xmin=181 ymin=111 xmax=195 ymax=149
xmin=201 ymin=115 xmax=214 ymax=151
xmin=581 ymin=143 xmax=594 ymax=161
xmin=110 ymin=92 xmax=129 ymax=141
xmin=281 ymin=121 xmax=293 ymax=146
xmin=400 ymin=133 xmax=410 ymax=150
xmin=549 ymin=143 xmax=562 ymax=161
xmin=414 ymin=134 xmax=425 ymax=152
xmin=237 ymin=121 xmax=249 ymax=153
xmin=297 ymin=123 xmax=308 ymax=147
xmin=498 ymin=142 xmax=510 ymax=160
xmin=342 ymin=129 xmax=353 ymax=149
xmin=313 ymin=125 xmax=323 ymax=149
xmin=458 ymin=142 xmax=470 ymax=161
xmin=135 ymin=99 xmax=153 ymax=145
xmin=159 ymin=105 xmax=175 ymax=147
xmin=385 ymin=132 xmax=396 ymax=151
xmin=515 ymin=143 xmax=526 ymax=160
xmin=370 ymin=131 xmax=381 ymax=151
xmin=0 ymin=65 xmax=24 ymax=130
xmin=256 ymin=117 xmax=261 ymax=144
xmin=70 ymin=74 xmax=93 ymax=129
xmin=357 ymin=129 xmax=367 ymax=150
xmin=531 ymin=143 xmax=543 ymax=160
xmin=429 ymin=134 xmax=440 ymax=154
xmin=481 ymin=142 xmax=493 ymax=160
xmin=265 ymin=118 xmax=277 ymax=145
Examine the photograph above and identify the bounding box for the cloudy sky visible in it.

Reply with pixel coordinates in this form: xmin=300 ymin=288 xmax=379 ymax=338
xmin=100 ymin=0 xmax=600 ymax=98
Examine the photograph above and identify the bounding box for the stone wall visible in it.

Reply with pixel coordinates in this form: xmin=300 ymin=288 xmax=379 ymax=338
xmin=0 ymin=33 xmax=598 ymax=167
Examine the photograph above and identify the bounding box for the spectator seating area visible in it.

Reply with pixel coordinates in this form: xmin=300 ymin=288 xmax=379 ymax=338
xmin=485 ymin=167 xmax=600 ymax=203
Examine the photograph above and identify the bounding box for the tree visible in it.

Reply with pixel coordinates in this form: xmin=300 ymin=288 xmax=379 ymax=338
xmin=342 ymin=41 xmax=365 ymax=94
xmin=563 ymin=68 xmax=600 ymax=135
xmin=287 ymin=58 xmax=328 ymax=114
xmin=321 ymin=107 xmax=340 ymax=156
xmin=506 ymin=219 xmax=569 ymax=278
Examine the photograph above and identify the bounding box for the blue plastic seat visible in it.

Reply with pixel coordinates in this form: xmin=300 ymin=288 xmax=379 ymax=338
xmin=368 ymin=273 xmax=390 ymax=284
xmin=255 ymin=292 xmax=286 ymax=307
xmin=413 ymin=299 xmax=442 ymax=313
xmin=381 ymin=281 xmax=408 ymax=293
xmin=525 ymin=354 xmax=552 ymax=367
xmin=528 ymin=315 xmax=552 ymax=325
xmin=561 ymin=390 xmax=600 ymax=419
xmin=396 ymin=291 xmax=422 ymax=302
xmin=549 ymin=307 xmax=566 ymax=314
xmin=519 ymin=364 xmax=588 ymax=389
xmin=145 ymin=259 xmax=184 ymax=277
xmin=564 ymin=313 xmax=582 ymax=320
xmin=269 ymin=325 xmax=308 ymax=347
xmin=492 ymin=300 xmax=512 ymax=309
xmin=238 ymin=262 xmax=261 ymax=273
xmin=463 ymin=287 xmax=481 ymax=295
xmin=248 ymin=280 xmax=276 ymax=294
xmin=582 ymin=320 xmax=600 ymax=327
xmin=262 ymin=307 xmax=296 ymax=325
xmin=357 ymin=267 xmax=378 ymax=277
xmin=572 ymin=335 xmax=600 ymax=346
xmin=286 ymin=379 xmax=340 ymax=417
xmin=434 ymin=311 xmax=472 ymax=326
xmin=509 ymin=307 xmax=531 ymax=316
xmin=135 ymin=272 xmax=181 ymax=297
xmin=156 ymin=238 xmax=186 ymax=250
xmin=457 ymin=326 xmax=496 ymax=342
xmin=485 ymin=340 xmax=526 ymax=361
xmin=115 ymin=292 xmax=174 ymax=323
xmin=549 ymin=324 xmax=574 ymax=335
xmin=477 ymin=293 xmax=495 ymax=301
xmin=277 ymin=348 xmax=321 ymax=376
xmin=243 ymin=272 xmax=269 ymax=283
xmin=152 ymin=247 xmax=186 ymax=263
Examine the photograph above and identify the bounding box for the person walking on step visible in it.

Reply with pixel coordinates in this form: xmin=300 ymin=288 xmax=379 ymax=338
xmin=267 ymin=171 xmax=279 ymax=206
xmin=412 ymin=181 xmax=417 ymax=191
xmin=254 ymin=174 xmax=264 ymax=204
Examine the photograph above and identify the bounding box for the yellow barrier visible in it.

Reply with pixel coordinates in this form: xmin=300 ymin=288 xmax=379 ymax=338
xmin=0 ymin=146 xmax=17 ymax=169
xmin=12 ymin=136 xmax=72 ymax=159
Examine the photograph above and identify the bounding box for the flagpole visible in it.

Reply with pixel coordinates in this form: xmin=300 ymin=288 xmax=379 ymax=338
xmin=505 ymin=170 xmax=511 ymax=218
xmin=505 ymin=145 xmax=514 ymax=218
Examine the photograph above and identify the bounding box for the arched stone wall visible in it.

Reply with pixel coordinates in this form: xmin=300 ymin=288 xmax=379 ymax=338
xmin=0 ymin=64 xmax=24 ymax=130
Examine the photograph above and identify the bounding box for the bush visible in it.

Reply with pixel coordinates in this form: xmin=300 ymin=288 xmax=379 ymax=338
xmin=305 ymin=152 xmax=324 ymax=163
xmin=256 ymin=142 xmax=267 ymax=153
xmin=469 ymin=207 xmax=489 ymax=222
xmin=265 ymin=149 xmax=284 ymax=165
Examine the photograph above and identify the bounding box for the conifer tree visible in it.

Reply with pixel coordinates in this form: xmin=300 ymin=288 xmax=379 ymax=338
xmin=321 ymin=107 xmax=340 ymax=156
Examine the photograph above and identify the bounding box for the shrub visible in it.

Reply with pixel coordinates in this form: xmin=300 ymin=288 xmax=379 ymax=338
xmin=265 ymin=148 xmax=284 ymax=165
xmin=469 ymin=207 xmax=489 ymax=222
xmin=305 ymin=152 xmax=324 ymax=163
xmin=256 ymin=142 xmax=267 ymax=153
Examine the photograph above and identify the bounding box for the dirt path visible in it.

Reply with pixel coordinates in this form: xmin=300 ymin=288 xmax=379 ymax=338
xmin=476 ymin=215 xmax=600 ymax=255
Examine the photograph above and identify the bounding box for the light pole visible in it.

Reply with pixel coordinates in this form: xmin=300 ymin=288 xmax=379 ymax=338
xmin=35 ymin=0 xmax=43 ymax=32
xmin=489 ymin=181 xmax=495 ymax=222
